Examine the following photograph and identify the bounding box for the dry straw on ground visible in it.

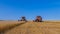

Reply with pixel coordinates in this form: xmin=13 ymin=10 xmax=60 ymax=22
xmin=0 ymin=21 xmax=60 ymax=34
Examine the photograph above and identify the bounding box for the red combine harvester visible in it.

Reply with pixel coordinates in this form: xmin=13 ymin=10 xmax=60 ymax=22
xmin=33 ymin=16 xmax=42 ymax=22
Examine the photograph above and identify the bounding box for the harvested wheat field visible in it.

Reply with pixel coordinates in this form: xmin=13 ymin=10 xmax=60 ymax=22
xmin=0 ymin=21 xmax=60 ymax=34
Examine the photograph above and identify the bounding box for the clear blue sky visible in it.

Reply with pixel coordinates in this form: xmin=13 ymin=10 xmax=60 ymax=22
xmin=0 ymin=0 xmax=60 ymax=20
